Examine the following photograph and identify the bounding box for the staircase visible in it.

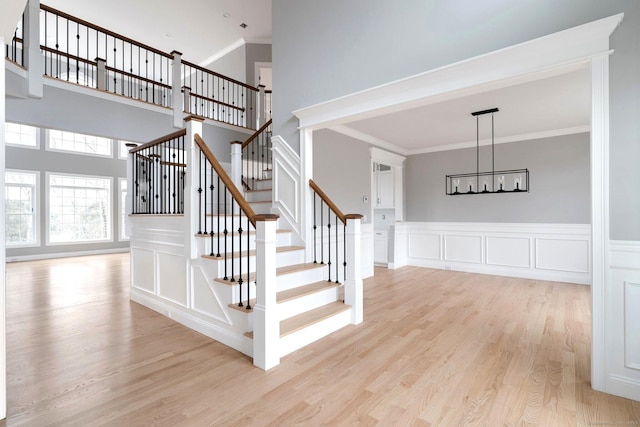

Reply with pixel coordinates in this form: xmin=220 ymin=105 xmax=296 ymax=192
xmin=128 ymin=118 xmax=363 ymax=369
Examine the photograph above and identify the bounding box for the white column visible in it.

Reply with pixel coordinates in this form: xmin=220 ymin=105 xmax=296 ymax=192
xmin=344 ymin=215 xmax=363 ymax=324
xmin=300 ymin=128 xmax=314 ymax=261
xmin=24 ymin=0 xmax=43 ymax=98
xmin=0 ymin=34 xmax=8 ymax=421
xmin=230 ymin=141 xmax=243 ymax=190
xmin=253 ymin=214 xmax=280 ymax=370
xmin=590 ymin=54 xmax=610 ymax=393
xmin=184 ymin=115 xmax=204 ymax=259
xmin=257 ymin=84 xmax=266 ymax=129
xmin=95 ymin=58 xmax=106 ymax=91
xmin=182 ymin=86 xmax=191 ymax=115
xmin=171 ymin=50 xmax=183 ymax=128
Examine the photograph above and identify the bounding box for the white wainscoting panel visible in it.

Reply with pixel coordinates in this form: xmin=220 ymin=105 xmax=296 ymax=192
xmin=607 ymin=241 xmax=640 ymax=401
xmin=486 ymin=236 xmax=530 ymax=268
xmin=624 ymin=281 xmax=640 ymax=370
xmin=408 ymin=233 xmax=441 ymax=261
xmin=131 ymin=247 xmax=155 ymax=293
xmin=361 ymin=224 xmax=374 ymax=279
xmin=536 ymin=238 xmax=590 ymax=273
xmin=445 ymin=235 xmax=482 ymax=264
xmin=271 ymin=136 xmax=302 ymax=242
xmin=158 ymin=252 xmax=188 ymax=306
xmin=397 ymin=222 xmax=590 ymax=284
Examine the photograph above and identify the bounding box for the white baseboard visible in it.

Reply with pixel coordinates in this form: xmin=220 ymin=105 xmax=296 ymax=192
xmin=6 ymin=247 xmax=130 ymax=263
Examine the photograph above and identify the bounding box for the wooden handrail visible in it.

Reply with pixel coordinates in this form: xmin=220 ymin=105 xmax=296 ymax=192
xmin=40 ymin=4 xmax=172 ymax=59
xmin=130 ymin=128 xmax=186 ymax=153
xmin=242 ymin=119 xmax=272 ymax=149
xmin=309 ymin=179 xmax=347 ymax=225
xmin=185 ymin=90 xmax=246 ymax=112
xmin=104 ymin=65 xmax=172 ymax=90
xmin=40 ymin=45 xmax=96 ymax=66
xmin=182 ymin=59 xmax=258 ymax=91
xmin=194 ymin=133 xmax=257 ymax=227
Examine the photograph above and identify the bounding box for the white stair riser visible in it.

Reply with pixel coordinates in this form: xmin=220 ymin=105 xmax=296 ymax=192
xmin=277 ymin=267 xmax=326 ymax=292
xmin=279 ymin=309 xmax=352 ymax=358
xmin=245 ymin=190 xmax=272 ymax=203
xmin=204 ymin=248 xmax=305 ymax=278
xmin=278 ymin=286 xmax=342 ymax=321
xmin=250 ymin=202 xmax=273 ymax=215
xmin=251 ymin=180 xmax=272 ymax=191
xmin=197 ymin=231 xmax=293 ymax=256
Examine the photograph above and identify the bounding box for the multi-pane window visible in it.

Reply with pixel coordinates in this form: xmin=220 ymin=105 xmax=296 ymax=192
xmin=5 ymin=170 xmax=38 ymax=246
xmin=119 ymin=178 xmax=129 ymax=240
xmin=48 ymin=130 xmax=111 ymax=157
xmin=5 ymin=122 xmax=39 ymax=148
xmin=48 ymin=174 xmax=111 ymax=243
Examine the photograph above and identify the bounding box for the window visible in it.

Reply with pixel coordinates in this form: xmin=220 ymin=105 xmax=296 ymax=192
xmin=119 ymin=140 xmax=136 ymax=159
xmin=48 ymin=130 xmax=112 ymax=157
xmin=48 ymin=173 xmax=112 ymax=244
xmin=5 ymin=122 xmax=39 ymax=148
xmin=5 ymin=170 xmax=39 ymax=247
xmin=119 ymin=178 xmax=129 ymax=240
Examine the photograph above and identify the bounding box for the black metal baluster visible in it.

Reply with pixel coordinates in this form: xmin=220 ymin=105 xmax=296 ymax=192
xmin=197 ymin=150 xmax=202 ymax=233
xmin=327 ymin=204 xmax=332 ymax=282
xmin=320 ymin=200 xmax=324 ymax=264
xmin=335 ymin=214 xmax=339 ymax=283
xmin=313 ymin=193 xmax=317 ymax=263
xmin=210 ymin=163 xmax=215 ymax=256
xmin=203 ymin=151 xmax=208 ymax=234
xmin=230 ymin=199 xmax=235 ymax=282
xmin=237 ymin=206 xmax=243 ymax=307
xmin=223 ymin=187 xmax=228 ymax=280
xmin=217 ymin=176 xmax=221 ymax=257
xmin=343 ymin=220 xmax=347 ymax=282
xmin=246 ymin=214 xmax=251 ymax=310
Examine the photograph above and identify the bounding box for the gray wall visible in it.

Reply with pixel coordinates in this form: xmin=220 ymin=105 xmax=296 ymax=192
xmin=206 ymin=45 xmax=247 ymax=84
xmin=313 ymin=129 xmax=371 ymax=220
xmin=406 ymin=133 xmax=590 ymax=223
xmin=245 ymin=43 xmax=272 ymax=87
xmin=272 ymin=0 xmax=639 ymax=240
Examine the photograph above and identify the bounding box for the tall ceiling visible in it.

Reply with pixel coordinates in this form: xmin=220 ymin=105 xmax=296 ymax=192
xmin=37 ymin=1 xmax=591 ymax=153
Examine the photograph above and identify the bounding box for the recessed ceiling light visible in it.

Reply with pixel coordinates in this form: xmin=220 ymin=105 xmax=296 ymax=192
xmin=165 ymin=32 xmax=172 ymax=38
xmin=223 ymin=12 xmax=230 ymax=18
xmin=240 ymin=23 xmax=248 ymax=29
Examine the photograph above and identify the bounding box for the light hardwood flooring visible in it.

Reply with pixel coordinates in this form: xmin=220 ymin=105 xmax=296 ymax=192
xmin=4 ymin=253 xmax=640 ymax=426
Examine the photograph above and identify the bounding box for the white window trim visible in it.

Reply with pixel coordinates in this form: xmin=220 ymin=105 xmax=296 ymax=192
xmin=118 ymin=177 xmax=129 ymax=241
xmin=5 ymin=169 xmax=40 ymax=248
xmin=45 ymin=171 xmax=114 ymax=246
xmin=45 ymin=129 xmax=113 ymax=159
xmin=4 ymin=122 xmax=41 ymax=150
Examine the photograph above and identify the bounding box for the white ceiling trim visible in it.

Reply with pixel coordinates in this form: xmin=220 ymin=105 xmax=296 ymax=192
xmin=408 ymin=125 xmax=591 ymax=155
xmin=198 ymin=38 xmax=246 ymax=68
xmin=292 ymin=14 xmax=622 ymax=131
xmin=328 ymin=125 xmax=409 ymax=156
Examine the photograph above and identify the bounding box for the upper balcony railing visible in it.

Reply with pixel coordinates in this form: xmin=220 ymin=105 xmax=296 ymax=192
xmin=5 ymin=3 xmax=270 ymax=131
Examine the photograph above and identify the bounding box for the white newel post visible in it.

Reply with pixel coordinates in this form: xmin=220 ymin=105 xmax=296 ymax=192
xmin=95 ymin=58 xmax=106 ymax=91
xmin=171 ymin=50 xmax=183 ymax=128
xmin=25 ymin=0 xmax=43 ymax=98
xmin=257 ymin=85 xmax=266 ymax=129
xmin=184 ymin=115 xmax=204 ymax=259
xmin=345 ymin=215 xmax=364 ymax=324
xmin=253 ymin=214 xmax=280 ymax=370
xmin=230 ymin=141 xmax=243 ymax=190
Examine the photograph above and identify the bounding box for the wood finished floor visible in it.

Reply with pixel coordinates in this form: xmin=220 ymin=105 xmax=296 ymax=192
xmin=4 ymin=253 xmax=640 ymax=426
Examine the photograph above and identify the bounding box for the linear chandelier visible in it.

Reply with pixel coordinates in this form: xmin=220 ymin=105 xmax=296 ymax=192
xmin=446 ymin=108 xmax=529 ymax=195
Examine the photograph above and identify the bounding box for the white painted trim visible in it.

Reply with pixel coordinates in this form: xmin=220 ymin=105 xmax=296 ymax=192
xmin=408 ymin=125 xmax=591 ymax=155
xmin=198 ymin=38 xmax=246 ymax=69
xmin=5 ymin=247 xmax=129 ymax=263
xmin=1 ymin=34 xmax=8 ymax=420
xmin=330 ymin=125 xmax=409 ymax=156
xmin=394 ymin=222 xmax=591 ymax=284
xmin=292 ymin=15 xmax=622 ymax=130
xmin=370 ymin=146 xmax=406 ymax=167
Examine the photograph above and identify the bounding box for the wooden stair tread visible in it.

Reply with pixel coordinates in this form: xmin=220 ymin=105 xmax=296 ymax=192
xmin=194 ymin=229 xmax=292 ymax=238
xmin=243 ymin=302 xmax=350 ymax=340
xmin=277 ymin=281 xmax=340 ymax=303
xmin=280 ymin=302 xmax=350 ymax=337
xmin=202 ymin=245 xmax=304 ymax=260
xmin=249 ymin=200 xmax=272 ymax=204
xmin=213 ymin=263 xmax=325 ymax=286
xmin=245 ymin=188 xmax=272 ymax=193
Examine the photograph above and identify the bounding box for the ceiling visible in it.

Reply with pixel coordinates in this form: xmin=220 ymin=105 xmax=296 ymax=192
xmin=38 ymin=1 xmax=591 ymax=154
xmin=43 ymin=0 xmax=272 ymax=66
